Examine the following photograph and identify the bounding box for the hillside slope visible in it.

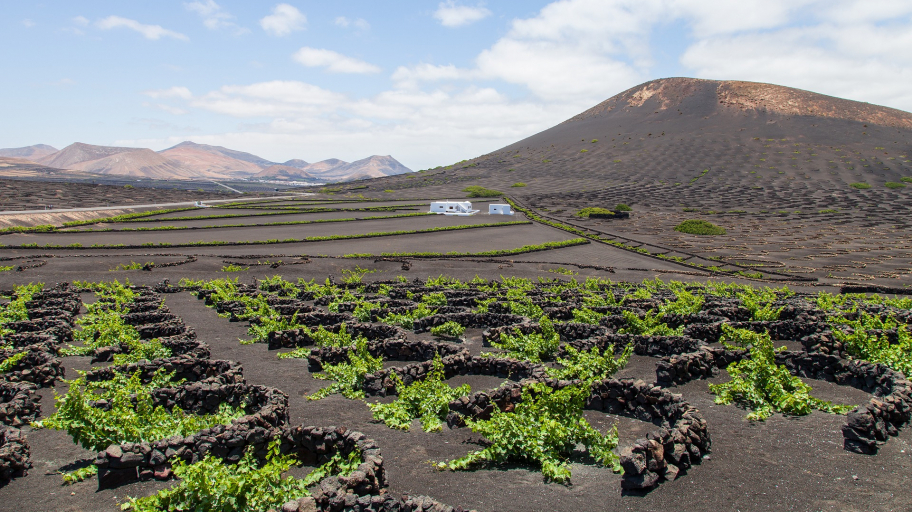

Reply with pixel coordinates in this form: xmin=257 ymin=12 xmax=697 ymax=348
xmin=0 ymin=144 xmax=58 ymax=159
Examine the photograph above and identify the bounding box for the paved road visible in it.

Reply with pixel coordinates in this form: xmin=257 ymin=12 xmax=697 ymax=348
xmin=0 ymin=193 xmax=312 ymax=216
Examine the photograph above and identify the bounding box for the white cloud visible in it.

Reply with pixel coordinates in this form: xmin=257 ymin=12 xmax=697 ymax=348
xmin=96 ymin=16 xmax=189 ymax=41
xmin=185 ymin=0 xmax=248 ymax=33
xmin=292 ymin=47 xmax=381 ymax=74
xmin=143 ymin=86 xmax=193 ymax=99
xmin=335 ymin=16 xmax=370 ymax=30
xmin=21 ymin=19 xmax=35 ymax=28
xmin=433 ymin=1 xmax=492 ymax=27
xmin=145 ymin=103 xmax=188 ymax=115
xmin=72 ymin=16 xmax=89 ymax=26
xmin=117 ymin=0 xmax=912 ymax=170
xmin=260 ymin=4 xmax=306 ymax=36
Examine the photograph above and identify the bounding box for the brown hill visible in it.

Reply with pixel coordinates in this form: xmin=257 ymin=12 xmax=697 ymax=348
xmin=281 ymin=159 xmax=310 ymax=168
xmin=0 ymin=144 xmax=58 ymax=159
xmin=159 ymin=143 xmax=265 ymax=178
xmin=37 ymin=142 xmax=140 ymax=169
xmin=299 ymin=158 xmax=347 ymax=174
xmin=254 ymin=164 xmax=318 ymax=181
xmin=314 ymin=155 xmax=411 ymax=181
xmin=72 ymin=148 xmax=200 ymax=179
xmin=160 ymin=141 xmax=275 ymax=167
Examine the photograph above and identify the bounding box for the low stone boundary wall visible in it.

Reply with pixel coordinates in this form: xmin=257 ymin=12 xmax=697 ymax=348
xmin=0 ymin=346 xmax=64 ymax=387
xmin=415 ymin=312 xmax=525 ymax=334
xmin=136 ymin=321 xmax=192 ymax=340
xmin=3 ymin=317 xmax=73 ymax=343
xmin=590 ymin=378 xmax=710 ymax=489
xmin=566 ymin=333 xmax=704 ymax=358
xmin=91 ymin=335 xmax=209 ymax=363
xmin=94 ymin=382 xmax=289 ymax=487
xmin=308 ymin=339 xmax=467 ymax=371
xmin=122 ymin=310 xmax=177 ymax=326
xmin=655 ymin=347 xmax=912 ymax=454
xmin=446 ymin=377 xmax=710 ymax=491
xmin=0 ymin=382 xmax=40 ymax=427
xmin=85 ymin=356 xmax=242 ymax=386
xmin=0 ymin=426 xmax=30 ymax=482
xmin=682 ymin=320 xmax=828 ymax=343
xmin=364 ymin=354 xmax=544 ymax=397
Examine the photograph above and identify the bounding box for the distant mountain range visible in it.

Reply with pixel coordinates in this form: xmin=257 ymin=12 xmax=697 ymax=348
xmin=0 ymin=141 xmax=412 ymax=182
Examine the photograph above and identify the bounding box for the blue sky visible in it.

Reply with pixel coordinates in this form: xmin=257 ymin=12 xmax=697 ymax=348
xmin=3 ymin=1 xmax=911 ymax=170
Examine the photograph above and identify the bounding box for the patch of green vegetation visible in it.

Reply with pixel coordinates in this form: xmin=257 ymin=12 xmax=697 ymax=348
xmin=110 ymin=261 xmax=153 ymax=271
xmin=219 ymin=264 xmax=248 ymax=272
xmin=369 ymin=355 xmax=470 ymax=432
xmin=443 ymin=381 xmax=620 ymax=483
xmin=430 ymin=321 xmax=466 ymax=338
xmin=547 ymin=267 xmax=577 ymax=276
xmin=709 ymin=325 xmax=853 ymax=421
xmin=900 ymin=177 xmax=912 ymax=183
xmin=885 ymin=182 xmax=906 ymax=189
xmin=123 ymin=438 xmax=359 ymax=512
xmin=34 ymin=369 xmax=244 ymax=452
xmin=850 ymin=182 xmax=871 ymax=189
xmin=574 ymin=207 xmax=614 ymax=218
xmin=463 ymin=186 xmax=503 ymax=197
xmin=511 ymin=182 xmax=527 ymax=187
xmin=614 ymin=203 xmax=631 ymax=211
xmin=674 ymin=219 xmax=726 ymax=235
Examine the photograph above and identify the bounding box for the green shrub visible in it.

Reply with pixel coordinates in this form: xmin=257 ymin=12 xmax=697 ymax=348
xmin=614 ymin=203 xmax=632 ymax=211
xmin=511 ymin=182 xmax=527 ymax=187
xmin=489 ymin=317 xmax=559 ymax=362
xmin=709 ymin=326 xmax=853 ymax=421
xmin=430 ymin=321 xmax=465 ymax=338
xmin=369 ymin=355 xmax=470 ymax=432
xmin=35 ymin=370 xmax=243 ymax=452
xmin=444 ymin=381 xmax=620 ymax=482
xmin=462 ymin=185 xmax=503 ymax=197
xmin=901 ymin=177 xmax=912 ymax=183
xmin=574 ymin=207 xmax=614 ymax=218
xmin=674 ymin=219 xmax=726 ymax=235
xmin=123 ymin=438 xmax=359 ymax=512
xmin=850 ymin=182 xmax=871 ymax=189
xmin=885 ymin=182 xmax=906 ymax=189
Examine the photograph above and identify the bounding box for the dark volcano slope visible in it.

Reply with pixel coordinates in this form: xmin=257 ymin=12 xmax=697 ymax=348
xmin=343 ymin=78 xmax=912 ymax=286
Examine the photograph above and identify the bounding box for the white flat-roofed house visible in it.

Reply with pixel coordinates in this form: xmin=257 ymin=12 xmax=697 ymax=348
xmin=429 ymin=201 xmax=479 ymax=216
xmin=488 ymin=204 xmax=513 ymax=215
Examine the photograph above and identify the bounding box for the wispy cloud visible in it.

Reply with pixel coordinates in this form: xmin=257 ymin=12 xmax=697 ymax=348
xmin=145 ymin=103 xmax=188 ymax=115
xmin=96 ymin=16 xmax=189 ymax=41
xmin=433 ymin=1 xmax=491 ymax=27
xmin=21 ymin=19 xmax=35 ymax=28
xmin=185 ymin=0 xmax=248 ymax=34
xmin=335 ymin=16 xmax=370 ymax=30
xmin=260 ymin=4 xmax=306 ymax=36
xmin=143 ymin=86 xmax=193 ymax=99
xmin=292 ymin=47 xmax=381 ymax=74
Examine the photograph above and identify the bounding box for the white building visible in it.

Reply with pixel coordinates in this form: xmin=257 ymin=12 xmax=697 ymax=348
xmin=429 ymin=201 xmax=479 ymax=216
xmin=488 ymin=204 xmax=513 ymax=215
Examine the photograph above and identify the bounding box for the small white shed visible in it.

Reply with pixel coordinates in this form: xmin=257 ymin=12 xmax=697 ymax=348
xmin=488 ymin=204 xmax=513 ymax=215
xmin=429 ymin=201 xmax=479 ymax=216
